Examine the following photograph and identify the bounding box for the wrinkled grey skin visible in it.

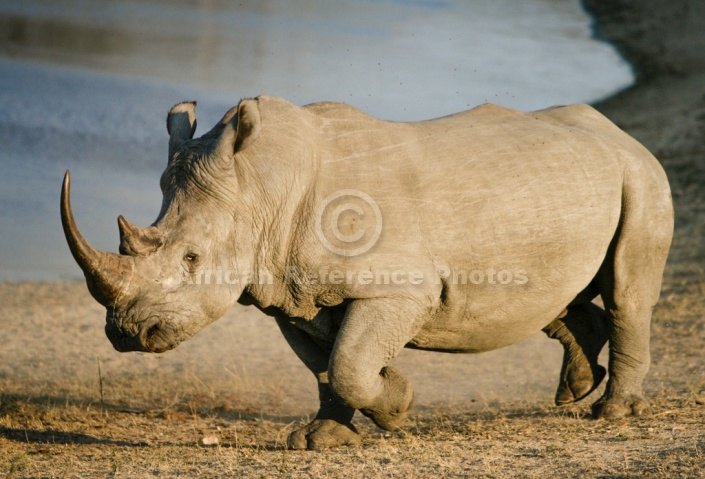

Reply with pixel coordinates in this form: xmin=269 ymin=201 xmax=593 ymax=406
xmin=61 ymin=96 xmax=673 ymax=450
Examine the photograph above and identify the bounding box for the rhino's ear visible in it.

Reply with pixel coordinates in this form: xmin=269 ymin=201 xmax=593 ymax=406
xmin=218 ymin=98 xmax=261 ymax=158
xmin=234 ymin=98 xmax=261 ymax=152
xmin=167 ymin=101 xmax=197 ymax=157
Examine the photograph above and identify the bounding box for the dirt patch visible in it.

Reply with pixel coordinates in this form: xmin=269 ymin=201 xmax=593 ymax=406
xmin=2 ymin=1 xmax=705 ymax=477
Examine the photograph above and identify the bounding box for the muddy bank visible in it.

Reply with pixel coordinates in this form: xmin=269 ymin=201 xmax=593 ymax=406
xmin=584 ymin=0 xmax=705 ymax=289
xmin=584 ymin=0 xmax=705 ymax=158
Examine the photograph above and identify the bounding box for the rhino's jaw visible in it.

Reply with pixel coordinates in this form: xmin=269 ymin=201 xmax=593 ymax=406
xmin=105 ymin=311 xmax=182 ymax=353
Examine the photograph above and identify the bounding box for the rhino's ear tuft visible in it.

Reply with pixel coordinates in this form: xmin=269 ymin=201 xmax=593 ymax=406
xmin=167 ymin=101 xmax=198 ymax=157
xmin=234 ymin=98 xmax=261 ymax=152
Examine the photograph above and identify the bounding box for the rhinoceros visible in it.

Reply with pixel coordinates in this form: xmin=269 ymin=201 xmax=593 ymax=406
xmin=61 ymin=96 xmax=673 ymax=450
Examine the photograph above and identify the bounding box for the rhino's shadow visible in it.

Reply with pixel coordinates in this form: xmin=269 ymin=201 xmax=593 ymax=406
xmin=1 ymin=392 xmax=598 ymax=449
xmin=0 ymin=425 xmax=149 ymax=447
xmin=0 ymin=392 xmax=300 ymax=450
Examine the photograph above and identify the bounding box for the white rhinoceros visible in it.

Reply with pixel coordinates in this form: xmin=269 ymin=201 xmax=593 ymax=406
xmin=61 ymin=96 xmax=673 ymax=450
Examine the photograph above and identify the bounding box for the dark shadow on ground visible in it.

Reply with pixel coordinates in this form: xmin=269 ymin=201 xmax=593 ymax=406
xmin=0 ymin=426 xmax=150 ymax=447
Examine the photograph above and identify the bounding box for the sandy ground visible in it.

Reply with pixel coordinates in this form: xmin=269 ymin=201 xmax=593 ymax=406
xmin=0 ymin=281 xmax=571 ymax=417
xmin=1 ymin=1 xmax=705 ymax=477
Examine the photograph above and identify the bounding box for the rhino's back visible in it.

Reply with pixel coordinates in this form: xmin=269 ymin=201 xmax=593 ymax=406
xmin=314 ymin=101 xmax=628 ymax=267
xmin=307 ymin=102 xmax=654 ymax=351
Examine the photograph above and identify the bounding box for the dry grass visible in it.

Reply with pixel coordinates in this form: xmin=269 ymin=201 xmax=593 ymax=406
xmin=1 ymin=391 xmax=704 ymax=478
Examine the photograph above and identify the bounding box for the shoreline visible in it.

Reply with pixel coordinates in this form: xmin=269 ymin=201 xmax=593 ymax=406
xmin=0 ymin=1 xmax=633 ymax=283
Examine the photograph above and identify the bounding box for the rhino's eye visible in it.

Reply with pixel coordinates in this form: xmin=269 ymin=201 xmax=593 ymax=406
xmin=184 ymin=253 xmax=199 ymax=263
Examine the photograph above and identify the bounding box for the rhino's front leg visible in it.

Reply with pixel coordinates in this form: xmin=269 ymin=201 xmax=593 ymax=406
xmin=274 ymin=317 xmax=361 ymax=450
xmin=328 ymin=299 xmax=421 ymax=431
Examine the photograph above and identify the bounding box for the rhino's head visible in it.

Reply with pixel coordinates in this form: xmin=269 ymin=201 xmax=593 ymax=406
xmin=61 ymin=99 xmax=267 ymax=353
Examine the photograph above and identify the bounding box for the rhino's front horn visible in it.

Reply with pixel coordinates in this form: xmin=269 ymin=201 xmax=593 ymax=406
xmin=118 ymin=216 xmax=164 ymax=256
xmin=61 ymin=171 xmax=134 ymax=306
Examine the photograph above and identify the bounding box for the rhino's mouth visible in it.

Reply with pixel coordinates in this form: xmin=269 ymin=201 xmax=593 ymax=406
xmin=105 ymin=312 xmax=179 ymax=353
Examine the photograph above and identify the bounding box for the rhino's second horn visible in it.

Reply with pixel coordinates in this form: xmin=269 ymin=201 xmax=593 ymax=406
xmin=118 ymin=216 xmax=165 ymax=257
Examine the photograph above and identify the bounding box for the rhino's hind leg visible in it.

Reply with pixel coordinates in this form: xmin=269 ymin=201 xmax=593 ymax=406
xmin=591 ymin=169 xmax=672 ymax=420
xmin=275 ymin=317 xmax=361 ymax=450
xmin=592 ymin=260 xmax=661 ymax=419
xmin=543 ymin=302 xmax=608 ymax=405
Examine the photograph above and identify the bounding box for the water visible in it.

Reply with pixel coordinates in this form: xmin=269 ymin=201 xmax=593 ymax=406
xmin=0 ymin=0 xmax=632 ymax=281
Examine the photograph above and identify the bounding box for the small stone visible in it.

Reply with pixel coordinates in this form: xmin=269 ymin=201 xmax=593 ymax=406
xmin=200 ymin=435 xmax=219 ymax=446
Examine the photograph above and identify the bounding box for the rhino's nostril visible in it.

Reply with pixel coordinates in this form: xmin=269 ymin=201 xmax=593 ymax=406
xmin=144 ymin=323 xmax=160 ymax=347
xmin=144 ymin=321 xmax=174 ymax=353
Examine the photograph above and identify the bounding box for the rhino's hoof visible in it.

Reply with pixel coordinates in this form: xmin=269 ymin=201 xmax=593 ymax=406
xmin=360 ymin=404 xmax=411 ymax=431
xmin=358 ymin=366 xmax=414 ymax=431
xmin=287 ymin=419 xmax=361 ymax=450
xmin=592 ymin=394 xmax=650 ymax=419
xmin=555 ymin=365 xmax=606 ymax=406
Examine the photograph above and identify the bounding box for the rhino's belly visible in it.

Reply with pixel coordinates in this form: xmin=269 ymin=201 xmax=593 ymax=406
xmin=406 ymin=243 xmax=607 ymax=353
xmin=407 ymin=303 xmax=558 ymax=354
